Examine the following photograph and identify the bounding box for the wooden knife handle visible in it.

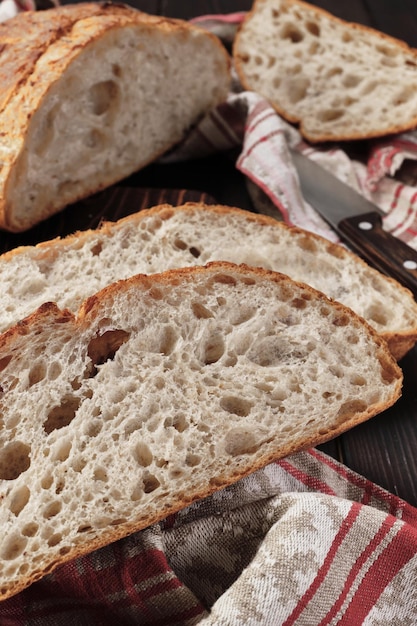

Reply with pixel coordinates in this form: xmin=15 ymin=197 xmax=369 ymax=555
xmin=338 ymin=211 xmax=417 ymax=301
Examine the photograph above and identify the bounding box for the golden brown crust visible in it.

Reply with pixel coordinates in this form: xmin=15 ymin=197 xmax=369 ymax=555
xmin=233 ymin=0 xmax=417 ymax=142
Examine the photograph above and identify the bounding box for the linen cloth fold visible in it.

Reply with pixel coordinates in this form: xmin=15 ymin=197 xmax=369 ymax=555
xmin=1 ymin=5 xmax=417 ymax=625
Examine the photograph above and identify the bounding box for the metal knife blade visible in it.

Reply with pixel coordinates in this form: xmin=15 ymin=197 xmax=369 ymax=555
xmin=291 ymin=149 xmax=417 ymax=300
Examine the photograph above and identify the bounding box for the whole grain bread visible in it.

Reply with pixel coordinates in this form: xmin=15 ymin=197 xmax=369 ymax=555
xmin=1 ymin=203 xmax=416 ymax=359
xmin=0 ymin=262 xmax=402 ymax=600
xmin=233 ymin=0 xmax=417 ymax=142
xmin=0 ymin=2 xmax=229 ymax=232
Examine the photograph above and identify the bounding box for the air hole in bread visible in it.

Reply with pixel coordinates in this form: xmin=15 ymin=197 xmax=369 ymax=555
xmin=318 ymin=109 xmax=345 ymax=123
xmin=21 ymin=522 xmax=38 ymax=538
xmin=77 ymin=524 xmax=92 ymax=534
xmin=0 ymin=533 xmax=27 ymax=561
xmin=44 ymin=396 xmax=81 ymax=434
xmin=224 ymin=428 xmax=264 ymax=456
xmin=326 ymin=67 xmax=343 ymax=78
xmin=392 ymin=86 xmax=416 ymax=106
xmin=71 ymin=456 xmax=87 ymax=473
xmin=291 ymin=297 xmax=308 ymax=310
xmin=332 ymin=313 xmax=350 ymax=327
xmin=43 ymin=500 xmax=62 ymax=519
xmin=361 ymin=80 xmax=378 ymax=96
xmin=158 ymin=326 xmax=178 ymax=356
xmin=287 ymin=77 xmax=310 ymax=104
xmin=88 ymin=80 xmax=119 ymax=116
xmin=93 ymin=467 xmax=108 ymax=482
xmin=202 ymin=333 xmax=225 ymax=365
xmin=0 ymin=441 xmax=31 ymax=480
xmin=189 ymin=246 xmax=201 ymax=258
xmin=366 ymin=305 xmax=388 ymax=326
xmin=28 ymin=361 xmax=47 ymax=387
xmin=329 ymin=365 xmax=344 ymax=379
xmin=133 ymin=442 xmax=153 ymax=467
xmin=185 ymin=452 xmax=201 ymax=467
xmin=220 ymin=395 xmax=253 ymax=417
xmin=306 ymin=20 xmax=320 ymax=36
xmin=169 ymin=467 xmax=184 ymax=478
xmin=47 ymin=533 xmax=62 ymax=548
xmin=337 ymin=399 xmax=368 ymax=418
xmin=111 ymin=518 xmax=127 ymax=526
xmin=41 ymin=473 xmax=53 ymax=490
xmin=52 ymin=439 xmax=72 ymax=463
xmin=172 ymin=413 xmax=188 ymax=432
xmin=376 ymin=44 xmax=399 ymax=58
xmin=142 ymin=472 xmax=160 ymax=494
xmin=87 ymin=329 xmax=130 ymax=372
xmin=229 ymin=306 xmax=256 ymax=325
xmin=84 ymin=420 xmax=102 ymax=438
xmin=173 ymin=237 xmax=187 ymax=250
xmin=0 ymin=355 xmax=12 ymax=373
xmin=212 ymin=273 xmax=237 ymax=286
xmin=191 ymin=302 xmax=214 ymax=319
xmin=248 ymin=337 xmax=309 ymax=367
xmin=343 ymin=74 xmax=362 ymax=88
xmin=351 ymin=374 xmax=366 ymax=386
xmin=280 ymin=22 xmax=304 ymax=43
xmin=9 ymin=485 xmax=30 ymax=517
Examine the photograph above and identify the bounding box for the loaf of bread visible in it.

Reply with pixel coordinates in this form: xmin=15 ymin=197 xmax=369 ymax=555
xmin=2 ymin=203 xmax=417 ymax=359
xmin=233 ymin=0 xmax=417 ymax=142
xmin=0 ymin=2 xmax=230 ymax=232
xmin=0 ymin=261 xmax=402 ymax=599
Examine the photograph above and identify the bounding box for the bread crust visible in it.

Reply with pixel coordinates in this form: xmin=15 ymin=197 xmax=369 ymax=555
xmin=0 ymin=3 xmax=230 ymax=231
xmin=234 ymin=0 xmax=417 ymax=142
xmin=0 ymin=262 xmax=402 ymax=600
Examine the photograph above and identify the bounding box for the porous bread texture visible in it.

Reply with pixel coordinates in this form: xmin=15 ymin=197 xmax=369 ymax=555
xmin=233 ymin=0 xmax=417 ymax=142
xmin=0 ymin=262 xmax=402 ymax=599
xmin=1 ymin=203 xmax=417 ymax=360
xmin=0 ymin=3 xmax=230 ymax=232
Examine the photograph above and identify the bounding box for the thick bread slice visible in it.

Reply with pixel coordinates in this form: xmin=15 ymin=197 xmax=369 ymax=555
xmin=0 ymin=2 xmax=229 ymax=232
xmin=1 ymin=203 xmax=417 ymax=360
xmin=233 ymin=0 xmax=417 ymax=142
xmin=0 ymin=262 xmax=402 ymax=599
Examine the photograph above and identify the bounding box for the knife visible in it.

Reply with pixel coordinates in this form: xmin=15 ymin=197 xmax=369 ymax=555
xmin=292 ymin=149 xmax=417 ymax=300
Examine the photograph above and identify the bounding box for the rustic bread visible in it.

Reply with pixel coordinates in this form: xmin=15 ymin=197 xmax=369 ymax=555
xmin=0 ymin=2 xmax=229 ymax=232
xmin=233 ymin=0 xmax=417 ymax=142
xmin=0 ymin=262 xmax=402 ymax=600
xmin=1 ymin=203 xmax=417 ymax=360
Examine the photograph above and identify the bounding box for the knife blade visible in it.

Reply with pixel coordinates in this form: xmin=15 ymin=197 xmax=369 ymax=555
xmin=291 ymin=149 xmax=417 ymax=300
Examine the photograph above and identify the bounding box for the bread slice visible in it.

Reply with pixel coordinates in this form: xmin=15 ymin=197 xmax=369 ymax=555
xmin=233 ymin=0 xmax=417 ymax=142
xmin=1 ymin=203 xmax=417 ymax=360
xmin=0 ymin=262 xmax=402 ymax=600
xmin=0 ymin=3 xmax=229 ymax=232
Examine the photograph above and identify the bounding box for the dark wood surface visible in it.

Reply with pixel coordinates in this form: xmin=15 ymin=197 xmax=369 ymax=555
xmin=50 ymin=0 xmax=417 ymax=506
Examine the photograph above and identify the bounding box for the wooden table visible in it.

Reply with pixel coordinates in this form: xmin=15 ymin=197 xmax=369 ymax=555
xmin=50 ymin=0 xmax=417 ymax=507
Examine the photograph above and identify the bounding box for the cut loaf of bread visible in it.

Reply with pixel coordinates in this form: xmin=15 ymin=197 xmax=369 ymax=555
xmin=0 ymin=262 xmax=402 ymax=599
xmin=1 ymin=203 xmax=417 ymax=360
xmin=233 ymin=0 xmax=417 ymax=142
xmin=0 ymin=2 xmax=229 ymax=232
